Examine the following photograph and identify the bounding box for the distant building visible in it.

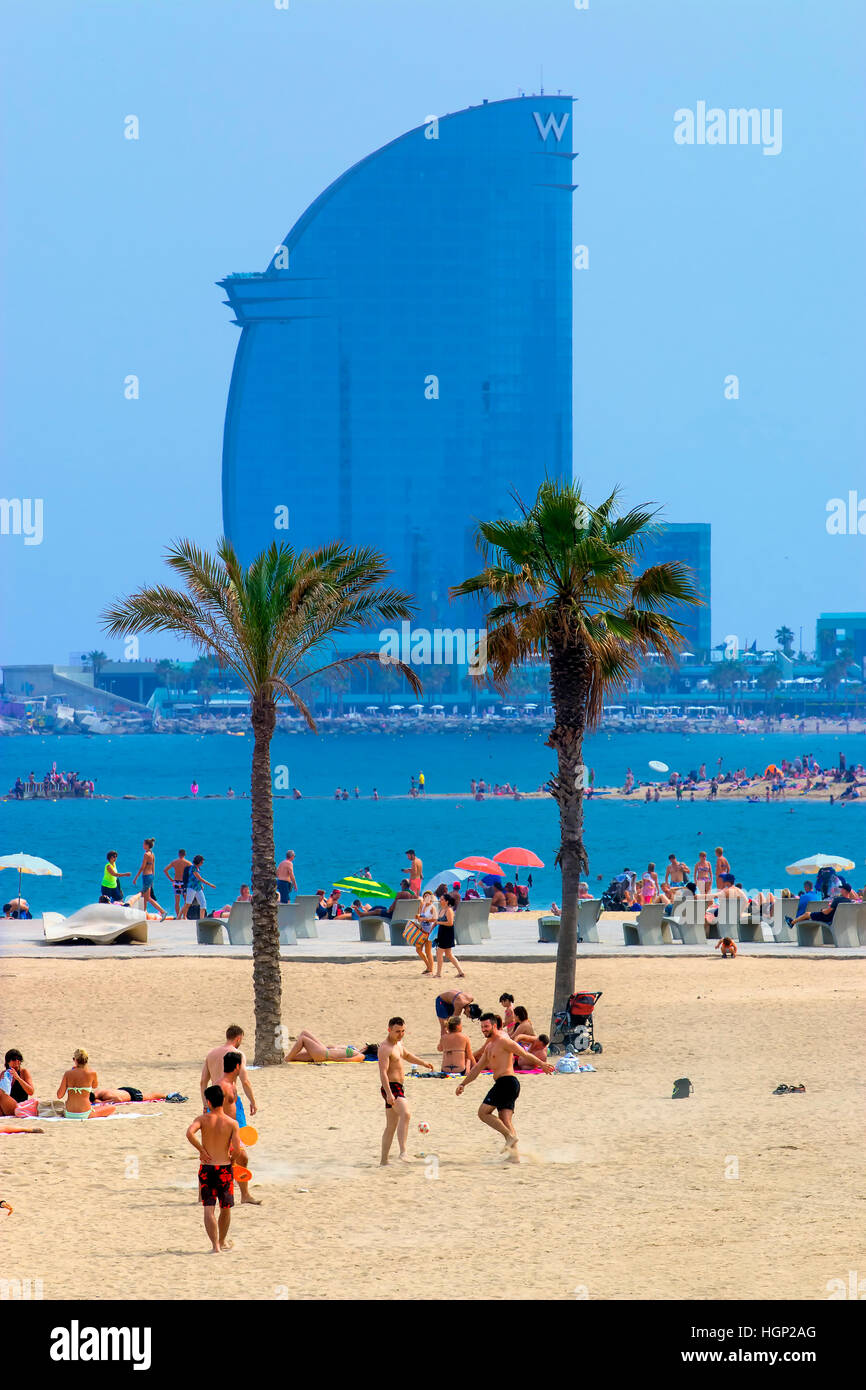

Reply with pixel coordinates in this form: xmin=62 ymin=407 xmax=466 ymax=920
xmin=816 ymin=612 xmax=866 ymax=668
xmin=219 ymin=95 xmax=575 ymax=628
xmin=637 ymin=523 xmax=711 ymax=657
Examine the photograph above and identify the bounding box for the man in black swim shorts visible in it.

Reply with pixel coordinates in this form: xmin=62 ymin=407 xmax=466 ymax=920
xmin=456 ymin=1012 xmax=555 ymax=1163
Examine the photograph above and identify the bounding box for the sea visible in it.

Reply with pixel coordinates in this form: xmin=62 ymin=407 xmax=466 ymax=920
xmin=2 ymin=729 xmax=865 ymax=914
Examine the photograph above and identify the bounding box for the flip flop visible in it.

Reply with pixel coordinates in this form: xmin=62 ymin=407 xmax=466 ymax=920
xmin=772 ymin=1084 xmax=790 ymax=1094
xmin=790 ymin=1084 xmax=806 ymax=1093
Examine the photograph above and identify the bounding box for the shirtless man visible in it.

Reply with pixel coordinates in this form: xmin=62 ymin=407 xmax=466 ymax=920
xmin=663 ymin=853 xmax=689 ymax=900
xmin=437 ymin=1016 xmax=475 ymax=1074
xmin=213 ymin=1053 xmax=259 ymax=1204
xmin=456 ymin=1013 xmax=555 ymax=1162
xmin=163 ymin=848 xmax=193 ymax=918
xmin=514 ymin=1033 xmax=550 ymax=1070
xmin=132 ymin=838 xmax=167 ymax=920
xmin=405 ymin=849 xmax=423 ymax=896
xmin=714 ymin=846 xmax=731 ymax=882
xmin=186 ymin=1085 xmax=241 ymax=1252
xmin=377 ymin=1017 xmax=432 ymax=1165
xmin=201 ymin=1026 xmax=257 ymax=1121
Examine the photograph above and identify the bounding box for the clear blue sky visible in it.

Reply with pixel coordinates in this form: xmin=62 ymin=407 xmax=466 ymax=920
xmin=2 ymin=0 xmax=864 ymax=663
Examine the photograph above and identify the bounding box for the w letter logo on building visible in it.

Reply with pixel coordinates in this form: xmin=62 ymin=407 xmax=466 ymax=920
xmin=533 ymin=111 xmax=570 ymax=142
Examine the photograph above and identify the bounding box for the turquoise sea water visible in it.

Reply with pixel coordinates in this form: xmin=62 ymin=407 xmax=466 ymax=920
xmin=2 ymin=730 xmax=865 ymax=914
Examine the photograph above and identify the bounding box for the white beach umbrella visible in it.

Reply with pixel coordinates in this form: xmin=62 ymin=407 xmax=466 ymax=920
xmin=0 ymin=851 xmax=63 ymax=902
xmin=422 ymin=867 xmax=471 ymax=894
xmin=785 ymin=853 xmax=855 ymax=876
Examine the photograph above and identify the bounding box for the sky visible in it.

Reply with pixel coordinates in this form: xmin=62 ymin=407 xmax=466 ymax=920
xmin=2 ymin=0 xmax=864 ymax=664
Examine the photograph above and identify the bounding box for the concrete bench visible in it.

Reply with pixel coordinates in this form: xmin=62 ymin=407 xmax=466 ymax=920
xmin=454 ymin=899 xmax=491 ymax=945
xmin=196 ymin=919 xmax=225 ymax=945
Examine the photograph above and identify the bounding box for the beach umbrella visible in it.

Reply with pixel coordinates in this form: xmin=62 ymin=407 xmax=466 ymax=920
xmin=785 ymin=854 xmax=855 ymax=876
xmin=494 ymin=847 xmax=545 ymax=868
xmin=455 ymin=855 xmax=504 ymax=875
xmin=422 ymin=867 xmax=471 ymax=894
xmin=333 ymin=875 xmax=394 ymax=899
xmin=0 ymin=851 xmax=62 ymax=902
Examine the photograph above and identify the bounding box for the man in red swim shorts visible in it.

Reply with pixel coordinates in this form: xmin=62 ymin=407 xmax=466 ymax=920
xmin=186 ymin=1085 xmax=241 ymax=1253
xmin=377 ymin=1016 xmax=432 ymax=1166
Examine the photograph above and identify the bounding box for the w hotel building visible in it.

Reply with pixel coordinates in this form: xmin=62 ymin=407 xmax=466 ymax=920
xmin=218 ymin=96 xmax=575 ymax=626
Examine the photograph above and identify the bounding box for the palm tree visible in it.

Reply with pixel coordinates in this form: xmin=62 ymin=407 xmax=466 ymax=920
xmin=103 ymin=538 xmax=418 ymax=1064
xmin=452 ymin=480 xmax=696 ymax=1023
xmin=85 ymin=650 xmax=108 ymax=684
xmin=775 ymin=626 xmax=795 ymax=657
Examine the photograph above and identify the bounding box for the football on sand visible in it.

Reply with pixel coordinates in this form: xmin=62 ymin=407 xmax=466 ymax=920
xmin=418 ymin=1122 xmax=430 ymax=1134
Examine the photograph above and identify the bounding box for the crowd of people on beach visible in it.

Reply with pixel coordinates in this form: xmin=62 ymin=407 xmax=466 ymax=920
xmin=613 ymin=753 xmax=865 ymax=802
xmin=3 ymin=971 xmax=561 ymax=1251
xmin=8 ymin=767 xmax=95 ymax=799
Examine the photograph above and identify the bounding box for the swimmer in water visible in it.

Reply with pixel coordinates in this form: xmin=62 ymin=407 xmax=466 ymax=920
xmin=285 ymin=1030 xmax=377 ymax=1063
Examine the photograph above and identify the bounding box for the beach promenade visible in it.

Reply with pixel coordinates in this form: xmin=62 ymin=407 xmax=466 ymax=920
xmin=4 ymin=909 xmax=865 ymax=960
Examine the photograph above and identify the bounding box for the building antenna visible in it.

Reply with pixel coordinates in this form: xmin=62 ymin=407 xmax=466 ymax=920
xmin=539 ymin=65 xmax=544 ymax=96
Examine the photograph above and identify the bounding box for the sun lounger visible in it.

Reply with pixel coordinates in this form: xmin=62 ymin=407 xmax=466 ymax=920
xmin=362 ymin=898 xmax=424 ymax=947
xmin=454 ymin=899 xmax=491 ymax=945
xmin=578 ymin=898 xmax=602 ymax=943
xmin=537 ymin=915 xmax=560 ymax=943
xmin=822 ymin=902 xmax=861 ymax=948
xmin=290 ymin=895 xmax=319 ymax=939
xmin=622 ymin=903 xmax=676 ymax=947
xmin=225 ymin=901 xmax=252 ymax=946
xmin=277 ymin=903 xmax=297 ymax=947
xmin=358 ymin=918 xmax=386 ymax=942
xmin=196 ymin=918 xmax=226 ymax=945
xmin=42 ymin=904 xmax=148 ymax=946
xmin=770 ymin=902 xmax=797 ymax=943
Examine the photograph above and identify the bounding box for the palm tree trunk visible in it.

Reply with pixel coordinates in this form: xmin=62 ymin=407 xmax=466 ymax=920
xmin=250 ymin=695 xmax=283 ymax=1065
xmin=546 ymin=639 xmax=590 ymax=1031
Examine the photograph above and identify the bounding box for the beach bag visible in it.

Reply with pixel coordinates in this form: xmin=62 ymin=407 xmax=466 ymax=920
xmin=672 ymin=1077 xmax=693 ymax=1099
xmin=402 ymin=921 xmax=424 ymax=947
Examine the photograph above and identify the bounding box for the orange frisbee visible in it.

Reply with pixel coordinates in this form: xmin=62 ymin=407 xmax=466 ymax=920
xmin=232 ymin=1165 xmax=251 ymax=1183
xmin=239 ymin=1125 xmax=258 ymax=1146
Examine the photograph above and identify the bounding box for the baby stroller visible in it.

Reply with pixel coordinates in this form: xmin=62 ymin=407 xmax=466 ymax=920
xmin=548 ymin=991 xmax=603 ymax=1055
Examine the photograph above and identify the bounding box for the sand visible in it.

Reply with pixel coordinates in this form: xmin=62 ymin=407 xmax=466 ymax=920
xmin=1 ymin=955 xmax=863 ymax=1301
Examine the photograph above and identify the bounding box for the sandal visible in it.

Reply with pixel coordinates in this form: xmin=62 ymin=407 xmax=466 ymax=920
xmin=772 ymin=1084 xmax=789 ymax=1094
xmin=790 ymin=1084 xmax=806 ymax=1093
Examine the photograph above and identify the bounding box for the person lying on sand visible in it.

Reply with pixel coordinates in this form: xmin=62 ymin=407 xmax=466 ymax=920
xmin=285 ymin=1030 xmax=378 ymax=1063
xmin=91 ymin=1084 xmax=185 ymax=1104
xmin=56 ymin=1049 xmax=115 ymax=1119
xmin=186 ymin=1085 xmax=240 ymax=1253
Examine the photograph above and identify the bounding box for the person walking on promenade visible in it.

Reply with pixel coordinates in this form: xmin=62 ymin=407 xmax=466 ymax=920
xmin=276 ymin=850 xmax=297 ymax=904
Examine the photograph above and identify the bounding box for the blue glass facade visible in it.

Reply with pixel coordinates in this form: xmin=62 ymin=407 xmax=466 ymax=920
xmin=219 ymin=96 xmax=574 ymax=625
xmin=639 ymin=523 xmax=712 ymax=656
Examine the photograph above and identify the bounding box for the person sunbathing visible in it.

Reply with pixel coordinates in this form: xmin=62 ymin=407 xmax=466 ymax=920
xmin=515 ymin=1034 xmax=550 ymax=1069
xmin=56 ymin=1049 xmax=115 ymax=1119
xmin=285 ymin=1029 xmax=377 ymax=1063
xmin=437 ymin=1016 xmax=476 ymax=1074
xmin=91 ymin=1084 xmax=183 ymax=1104
xmin=508 ymin=1005 xmax=535 ymax=1041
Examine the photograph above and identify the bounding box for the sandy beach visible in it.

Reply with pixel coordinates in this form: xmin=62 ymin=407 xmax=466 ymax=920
xmin=1 ymin=954 xmax=863 ymax=1301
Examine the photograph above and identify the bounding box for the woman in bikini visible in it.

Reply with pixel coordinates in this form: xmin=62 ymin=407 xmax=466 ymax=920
xmin=284 ymin=1030 xmax=377 ymax=1064
xmin=498 ymin=993 xmax=517 ymax=1033
xmin=56 ymin=1049 xmax=114 ymax=1119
